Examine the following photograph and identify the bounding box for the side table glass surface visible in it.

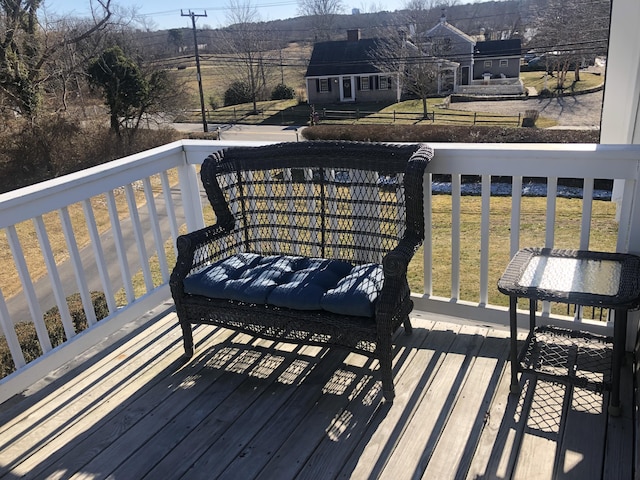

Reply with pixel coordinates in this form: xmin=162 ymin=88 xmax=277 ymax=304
xmin=518 ymin=255 xmax=621 ymax=296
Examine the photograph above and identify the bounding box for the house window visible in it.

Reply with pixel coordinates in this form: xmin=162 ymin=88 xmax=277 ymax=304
xmin=361 ymin=76 xmax=370 ymax=90
xmin=319 ymin=78 xmax=329 ymax=92
xmin=499 ymin=59 xmax=508 ymax=67
xmin=484 ymin=60 xmax=492 ymax=68
xmin=379 ymin=76 xmax=389 ymax=89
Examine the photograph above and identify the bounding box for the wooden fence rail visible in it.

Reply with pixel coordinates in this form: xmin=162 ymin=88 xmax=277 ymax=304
xmin=188 ymin=107 xmax=523 ymax=127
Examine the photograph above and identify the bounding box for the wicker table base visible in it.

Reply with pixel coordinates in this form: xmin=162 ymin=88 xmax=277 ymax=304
xmin=498 ymin=248 xmax=640 ymax=416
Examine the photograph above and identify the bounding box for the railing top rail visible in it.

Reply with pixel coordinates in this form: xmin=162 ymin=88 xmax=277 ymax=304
xmin=426 ymin=142 xmax=640 ymax=179
xmin=0 ymin=141 xmax=184 ymax=229
xmin=0 ymin=140 xmax=275 ymax=229
xmin=1 ymin=140 xmax=639 ymax=230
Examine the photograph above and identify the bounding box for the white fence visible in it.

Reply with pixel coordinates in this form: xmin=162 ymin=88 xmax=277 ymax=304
xmin=1 ymin=140 xmax=639 ymax=403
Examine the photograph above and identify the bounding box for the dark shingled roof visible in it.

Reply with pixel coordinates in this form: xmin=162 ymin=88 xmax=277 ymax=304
xmin=474 ymin=39 xmax=522 ymax=57
xmin=305 ymin=38 xmax=382 ymax=77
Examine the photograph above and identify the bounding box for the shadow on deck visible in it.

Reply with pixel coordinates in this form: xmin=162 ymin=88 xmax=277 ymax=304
xmin=0 ymin=306 xmax=634 ymax=479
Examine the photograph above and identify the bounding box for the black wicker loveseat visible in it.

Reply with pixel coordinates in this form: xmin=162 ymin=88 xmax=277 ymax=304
xmin=169 ymin=141 xmax=433 ymax=401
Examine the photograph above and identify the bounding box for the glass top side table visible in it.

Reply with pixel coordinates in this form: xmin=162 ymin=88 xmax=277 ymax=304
xmin=498 ymin=247 xmax=640 ymax=416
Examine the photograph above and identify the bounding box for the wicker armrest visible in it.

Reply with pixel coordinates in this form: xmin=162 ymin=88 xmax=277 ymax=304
xmin=382 ymin=236 xmax=422 ymax=278
xmin=169 ymin=223 xmax=235 ymax=288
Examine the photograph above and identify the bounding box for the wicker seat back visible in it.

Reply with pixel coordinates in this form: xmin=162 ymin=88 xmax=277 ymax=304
xmin=199 ymin=141 xmax=429 ymax=266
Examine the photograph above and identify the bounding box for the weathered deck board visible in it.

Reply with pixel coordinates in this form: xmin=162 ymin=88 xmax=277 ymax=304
xmin=0 ymin=308 xmax=634 ymax=480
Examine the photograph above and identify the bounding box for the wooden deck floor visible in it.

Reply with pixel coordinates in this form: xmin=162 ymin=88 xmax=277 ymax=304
xmin=0 ymin=306 xmax=634 ymax=480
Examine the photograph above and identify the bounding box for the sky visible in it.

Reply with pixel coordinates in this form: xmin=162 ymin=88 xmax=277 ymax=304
xmin=42 ymin=0 xmax=415 ymax=30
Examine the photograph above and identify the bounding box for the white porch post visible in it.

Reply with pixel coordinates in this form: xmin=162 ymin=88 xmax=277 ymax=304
xmin=600 ymin=0 xmax=640 ymax=352
xmin=600 ymin=0 xmax=640 ymax=145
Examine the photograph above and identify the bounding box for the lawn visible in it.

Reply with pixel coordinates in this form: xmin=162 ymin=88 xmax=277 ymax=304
xmin=520 ymin=70 xmax=605 ymax=94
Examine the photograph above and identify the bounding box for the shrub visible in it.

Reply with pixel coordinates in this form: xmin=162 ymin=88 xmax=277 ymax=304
xmin=0 ymin=120 xmax=181 ymax=194
xmin=224 ymin=81 xmax=253 ymax=106
xmin=208 ymin=95 xmax=219 ymax=111
xmin=538 ymin=88 xmax=554 ymax=98
xmin=271 ymin=83 xmax=295 ymax=100
xmin=0 ymin=291 xmax=109 ymax=379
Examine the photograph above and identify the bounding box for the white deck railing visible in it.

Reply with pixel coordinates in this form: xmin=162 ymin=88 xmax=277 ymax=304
xmin=1 ymin=140 xmax=639 ymax=404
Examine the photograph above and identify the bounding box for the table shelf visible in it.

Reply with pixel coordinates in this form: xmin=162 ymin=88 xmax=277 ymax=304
xmin=519 ymin=325 xmax=613 ymax=392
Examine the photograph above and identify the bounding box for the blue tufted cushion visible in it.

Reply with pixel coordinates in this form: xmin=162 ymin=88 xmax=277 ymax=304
xmin=183 ymin=252 xmax=262 ymax=298
xmin=219 ymin=255 xmax=301 ymax=303
xmin=320 ymin=263 xmax=384 ymax=318
xmin=183 ymin=254 xmax=383 ymax=318
xmin=267 ymin=258 xmax=354 ymax=310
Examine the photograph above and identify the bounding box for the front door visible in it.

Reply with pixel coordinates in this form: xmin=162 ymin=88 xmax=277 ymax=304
xmin=342 ymin=78 xmax=353 ymax=101
xmin=461 ymin=66 xmax=470 ymax=85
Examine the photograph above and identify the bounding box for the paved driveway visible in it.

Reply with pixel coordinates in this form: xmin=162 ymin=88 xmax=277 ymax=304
xmin=450 ymin=90 xmax=603 ymax=128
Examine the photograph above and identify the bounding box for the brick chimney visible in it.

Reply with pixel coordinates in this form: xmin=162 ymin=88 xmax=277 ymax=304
xmin=347 ymin=29 xmax=361 ymax=42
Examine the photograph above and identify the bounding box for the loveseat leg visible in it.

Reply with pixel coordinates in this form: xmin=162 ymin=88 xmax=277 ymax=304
xmin=379 ymin=346 xmax=395 ymax=403
xmin=403 ymin=316 xmax=413 ymax=335
xmin=179 ymin=320 xmax=194 ymax=358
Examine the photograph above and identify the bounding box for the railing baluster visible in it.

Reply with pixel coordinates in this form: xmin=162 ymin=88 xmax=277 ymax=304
xmin=451 ymin=174 xmax=461 ymax=301
xmin=264 ymin=170 xmax=280 ymax=253
xmin=0 ymin=288 xmax=26 ymax=368
xmin=545 ymin=177 xmax=558 ymax=247
xmin=5 ymin=225 xmax=52 ymax=352
xmin=326 ymin=170 xmax=339 ymax=258
xmin=304 ymin=169 xmax=320 ymax=258
xmin=423 ymin=172 xmax=433 ymax=296
xmin=177 ymin=161 xmax=204 ymax=233
xmin=124 ymin=185 xmax=153 ymax=294
xmin=480 ymin=175 xmax=491 ymax=305
xmin=283 ymin=169 xmax=300 ymax=256
xmin=82 ymin=199 xmax=117 ymax=313
xmin=33 ymin=216 xmax=75 ymax=340
xmin=542 ymin=177 xmax=558 ymax=317
xmin=106 ymin=191 xmax=134 ymax=304
xmin=58 ymin=207 xmax=97 ymax=326
xmin=143 ymin=177 xmax=169 ymax=283
xmin=160 ymin=171 xmax=179 ymax=258
xmin=580 ymin=178 xmax=594 ymax=250
xmin=510 ymin=176 xmax=523 ymax=258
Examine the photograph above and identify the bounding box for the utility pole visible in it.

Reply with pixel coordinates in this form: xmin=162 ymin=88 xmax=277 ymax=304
xmin=182 ymin=9 xmax=208 ymax=132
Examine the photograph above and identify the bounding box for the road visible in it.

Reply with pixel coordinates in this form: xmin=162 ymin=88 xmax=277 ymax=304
xmin=173 ymin=123 xmax=306 ymax=141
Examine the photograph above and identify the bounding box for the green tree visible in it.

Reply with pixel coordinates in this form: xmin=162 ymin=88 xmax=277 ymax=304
xmin=167 ymin=29 xmax=185 ymax=54
xmin=87 ymin=46 xmax=148 ymax=135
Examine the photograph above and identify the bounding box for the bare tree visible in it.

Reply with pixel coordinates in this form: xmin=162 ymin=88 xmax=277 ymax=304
xmin=222 ymin=0 xmax=275 ymax=113
xmin=529 ymin=0 xmax=610 ymax=90
xmin=0 ymin=0 xmax=114 ymax=119
xmin=369 ymin=33 xmax=439 ymax=117
xmin=298 ymin=0 xmax=344 ymax=40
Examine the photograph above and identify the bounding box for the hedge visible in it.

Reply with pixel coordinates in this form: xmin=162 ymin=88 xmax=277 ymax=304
xmin=301 ymin=124 xmax=599 ymax=143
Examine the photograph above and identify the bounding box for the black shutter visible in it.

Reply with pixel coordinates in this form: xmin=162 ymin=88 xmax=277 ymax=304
xmin=357 ymin=77 xmax=361 ymax=90
xmin=375 ymin=75 xmax=379 ymax=90
xmin=388 ymin=76 xmax=392 ymax=89
xmin=316 ymin=79 xmax=320 ymax=92
xmin=328 ymin=78 xmax=332 ymax=91
xmin=370 ymin=76 xmax=375 ymax=90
